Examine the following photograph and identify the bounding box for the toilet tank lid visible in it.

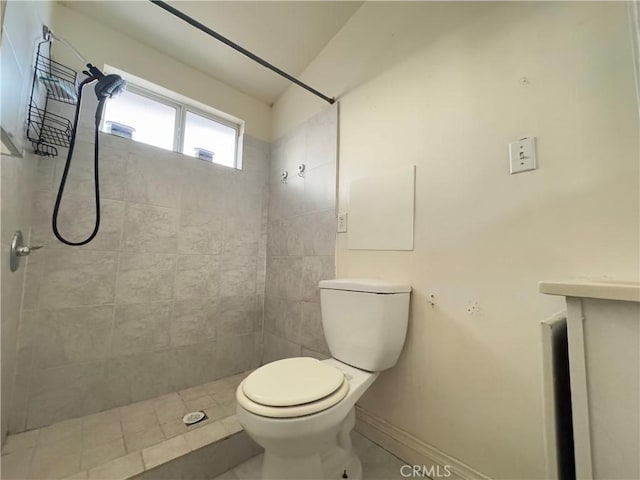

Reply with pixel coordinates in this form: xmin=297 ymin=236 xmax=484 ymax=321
xmin=319 ymin=278 xmax=411 ymax=294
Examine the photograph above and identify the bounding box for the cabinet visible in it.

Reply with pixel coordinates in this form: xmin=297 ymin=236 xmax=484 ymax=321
xmin=540 ymin=281 xmax=640 ymax=480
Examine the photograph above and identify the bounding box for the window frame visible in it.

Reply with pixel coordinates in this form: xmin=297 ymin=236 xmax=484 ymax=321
xmin=100 ymin=82 xmax=242 ymax=169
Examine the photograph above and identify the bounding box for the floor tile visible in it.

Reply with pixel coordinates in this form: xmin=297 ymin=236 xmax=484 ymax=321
xmin=120 ymin=400 xmax=158 ymax=435
xmin=3 ymin=371 xmax=253 ymax=480
xmin=153 ymin=392 xmax=181 ymax=405
xmin=231 ymin=453 xmax=263 ymax=480
xmin=212 ymin=389 xmax=235 ymax=405
xmin=159 ymin=418 xmax=188 ymax=439
xmin=62 ymin=471 xmax=88 ymax=480
xmin=178 ymin=385 xmax=207 ymax=402
xmin=39 ymin=418 xmax=82 ymax=446
xmin=218 ymin=399 xmax=237 ymax=416
xmin=141 ymin=435 xmax=189 ymax=470
xmin=123 ymin=423 xmax=165 ymax=452
xmin=201 ymin=379 xmax=231 ymax=396
xmin=81 ymin=437 xmax=126 ymax=471
xmin=352 ymin=430 xmax=375 ymax=456
xmin=82 ymin=409 xmax=123 ymax=449
xmin=221 ymin=415 xmax=242 ymax=435
xmin=0 ymin=448 xmax=35 ymax=480
xmin=1 ymin=429 xmax=40 ymax=454
xmin=359 ymin=440 xmax=408 ymax=480
xmin=34 ymin=436 xmax=82 ymax=462
xmin=87 ymin=452 xmax=143 ymax=480
xmin=184 ymin=421 xmax=228 ymax=451
xmin=153 ymin=395 xmax=187 ymax=424
xmin=223 ymin=371 xmax=251 ymax=389
xmin=31 ymin=450 xmax=82 ymax=480
xmin=204 ymin=401 xmax=227 ymax=421
xmin=184 ymin=394 xmax=217 ymax=412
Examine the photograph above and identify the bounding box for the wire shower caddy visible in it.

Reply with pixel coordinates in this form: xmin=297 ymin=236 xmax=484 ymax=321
xmin=26 ymin=39 xmax=78 ymax=157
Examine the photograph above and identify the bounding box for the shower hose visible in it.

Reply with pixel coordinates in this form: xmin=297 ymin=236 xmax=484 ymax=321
xmin=52 ymin=76 xmax=106 ymax=246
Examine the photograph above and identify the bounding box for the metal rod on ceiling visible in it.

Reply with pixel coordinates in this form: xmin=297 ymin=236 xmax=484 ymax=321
xmin=149 ymin=0 xmax=336 ymax=105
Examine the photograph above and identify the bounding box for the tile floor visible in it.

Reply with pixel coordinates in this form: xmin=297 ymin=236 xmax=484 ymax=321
xmin=214 ymin=431 xmax=409 ymax=480
xmin=1 ymin=371 xmax=252 ymax=480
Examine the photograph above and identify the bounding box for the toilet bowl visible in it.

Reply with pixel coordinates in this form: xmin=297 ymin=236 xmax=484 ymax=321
xmin=236 ymin=279 xmax=411 ymax=480
xmin=236 ymin=358 xmax=379 ymax=480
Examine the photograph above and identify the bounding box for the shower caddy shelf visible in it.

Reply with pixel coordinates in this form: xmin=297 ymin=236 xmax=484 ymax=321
xmin=26 ymin=39 xmax=78 ymax=157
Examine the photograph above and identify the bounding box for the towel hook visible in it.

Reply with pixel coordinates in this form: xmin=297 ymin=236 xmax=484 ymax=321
xmin=280 ymin=170 xmax=288 ymax=184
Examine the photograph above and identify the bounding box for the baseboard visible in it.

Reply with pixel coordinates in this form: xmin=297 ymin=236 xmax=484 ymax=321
xmin=355 ymin=406 xmax=492 ymax=480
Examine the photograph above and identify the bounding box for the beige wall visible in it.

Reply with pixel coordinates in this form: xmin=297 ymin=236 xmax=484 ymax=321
xmin=52 ymin=3 xmax=271 ymax=141
xmin=271 ymin=1 xmax=493 ymax=140
xmin=273 ymin=2 xmax=639 ymax=479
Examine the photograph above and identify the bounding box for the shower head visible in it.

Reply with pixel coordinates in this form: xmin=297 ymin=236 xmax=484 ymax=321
xmin=96 ymin=74 xmax=127 ymax=99
xmin=86 ymin=64 xmax=126 ymax=100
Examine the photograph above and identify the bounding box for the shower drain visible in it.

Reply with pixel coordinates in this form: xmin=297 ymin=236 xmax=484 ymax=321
xmin=182 ymin=411 xmax=207 ymax=426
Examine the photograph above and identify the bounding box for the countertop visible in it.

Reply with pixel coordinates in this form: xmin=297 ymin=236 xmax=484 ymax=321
xmin=539 ymin=279 xmax=640 ymax=303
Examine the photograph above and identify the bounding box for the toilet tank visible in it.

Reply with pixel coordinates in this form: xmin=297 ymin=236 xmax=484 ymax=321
xmin=319 ymin=279 xmax=411 ymax=372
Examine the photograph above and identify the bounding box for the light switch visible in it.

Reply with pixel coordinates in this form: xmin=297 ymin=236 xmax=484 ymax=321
xmin=337 ymin=213 xmax=347 ymax=233
xmin=509 ymin=137 xmax=537 ymax=174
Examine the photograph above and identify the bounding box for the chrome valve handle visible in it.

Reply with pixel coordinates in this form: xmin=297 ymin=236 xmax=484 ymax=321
xmin=10 ymin=231 xmax=42 ymax=272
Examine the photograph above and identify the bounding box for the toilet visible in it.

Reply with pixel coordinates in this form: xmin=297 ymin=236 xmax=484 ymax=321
xmin=236 ymin=278 xmax=411 ymax=480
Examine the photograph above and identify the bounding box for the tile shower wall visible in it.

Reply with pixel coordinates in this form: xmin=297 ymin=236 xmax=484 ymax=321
xmin=11 ymin=128 xmax=269 ymax=432
xmin=263 ymin=105 xmax=338 ymax=363
xmin=1 ymin=153 xmax=41 ymax=442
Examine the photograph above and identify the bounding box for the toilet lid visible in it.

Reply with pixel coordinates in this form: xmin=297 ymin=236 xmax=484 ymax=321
xmin=242 ymin=357 xmax=345 ymax=407
xmin=237 ymin=376 xmax=349 ymax=418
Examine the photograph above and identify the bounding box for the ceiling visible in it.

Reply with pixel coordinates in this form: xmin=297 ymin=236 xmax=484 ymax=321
xmin=61 ymin=1 xmax=362 ymax=105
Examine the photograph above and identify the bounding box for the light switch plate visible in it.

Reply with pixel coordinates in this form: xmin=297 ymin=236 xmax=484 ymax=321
xmin=337 ymin=213 xmax=347 ymax=233
xmin=509 ymin=137 xmax=537 ymax=174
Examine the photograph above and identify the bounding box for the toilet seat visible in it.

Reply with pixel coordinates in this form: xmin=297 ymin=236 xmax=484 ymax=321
xmin=236 ymin=357 xmax=349 ymax=418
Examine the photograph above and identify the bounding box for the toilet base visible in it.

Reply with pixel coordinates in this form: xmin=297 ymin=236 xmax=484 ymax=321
xmin=237 ymin=360 xmax=381 ymax=480
xmin=339 ymin=454 xmax=363 ymax=480
xmin=261 ymin=449 xmax=362 ymax=480
xmin=258 ymin=409 xmax=361 ymax=480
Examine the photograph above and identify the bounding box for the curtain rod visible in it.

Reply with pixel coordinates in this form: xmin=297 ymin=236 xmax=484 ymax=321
xmin=149 ymin=0 xmax=336 ymax=105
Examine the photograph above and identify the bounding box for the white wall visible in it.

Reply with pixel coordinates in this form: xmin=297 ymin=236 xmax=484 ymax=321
xmin=51 ymin=3 xmax=271 ymax=141
xmin=273 ymin=2 xmax=639 ymax=479
xmin=1 ymin=1 xmax=53 ymax=154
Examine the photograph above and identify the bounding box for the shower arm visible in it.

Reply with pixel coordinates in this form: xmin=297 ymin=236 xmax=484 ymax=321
xmin=149 ymin=0 xmax=336 ymax=105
